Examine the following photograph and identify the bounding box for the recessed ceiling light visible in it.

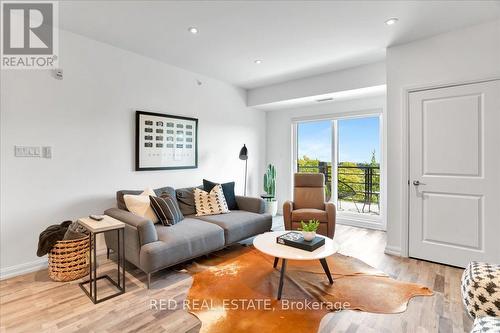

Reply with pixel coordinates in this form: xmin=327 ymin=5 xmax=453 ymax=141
xmin=188 ymin=27 xmax=199 ymax=34
xmin=254 ymin=59 xmax=263 ymax=64
xmin=385 ymin=18 xmax=399 ymax=26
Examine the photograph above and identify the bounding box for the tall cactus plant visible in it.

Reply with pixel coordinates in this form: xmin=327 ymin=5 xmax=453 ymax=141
xmin=263 ymin=164 xmax=276 ymax=199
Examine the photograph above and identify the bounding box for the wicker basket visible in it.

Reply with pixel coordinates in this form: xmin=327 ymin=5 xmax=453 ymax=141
xmin=48 ymin=236 xmax=90 ymax=282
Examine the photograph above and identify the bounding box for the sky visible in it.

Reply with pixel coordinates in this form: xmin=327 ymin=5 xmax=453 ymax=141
xmin=297 ymin=117 xmax=380 ymax=163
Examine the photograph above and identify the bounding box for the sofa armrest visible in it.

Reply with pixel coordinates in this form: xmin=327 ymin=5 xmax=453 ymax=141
xmin=235 ymin=196 xmax=266 ymax=214
xmin=104 ymin=208 xmax=158 ymax=245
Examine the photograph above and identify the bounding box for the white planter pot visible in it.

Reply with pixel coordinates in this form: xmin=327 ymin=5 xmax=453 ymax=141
xmin=265 ymin=200 xmax=278 ymax=217
xmin=302 ymin=231 xmax=316 ymax=241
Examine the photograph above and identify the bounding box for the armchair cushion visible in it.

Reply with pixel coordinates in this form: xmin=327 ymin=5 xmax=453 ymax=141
xmin=294 ymin=173 xmax=324 ymax=187
xmin=294 ymin=188 xmax=325 ymax=210
xmin=291 ymin=208 xmax=328 ymax=222
xmin=293 ymin=173 xmax=326 ymax=210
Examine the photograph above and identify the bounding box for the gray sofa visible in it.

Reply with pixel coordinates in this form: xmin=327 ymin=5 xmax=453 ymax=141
xmin=104 ymin=186 xmax=272 ymax=288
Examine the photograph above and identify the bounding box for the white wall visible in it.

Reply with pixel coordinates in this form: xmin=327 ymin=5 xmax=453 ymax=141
xmin=0 ymin=30 xmax=266 ymax=277
xmin=248 ymin=62 xmax=386 ymax=107
xmin=265 ymin=95 xmax=386 ymax=215
xmin=386 ymin=19 xmax=500 ymax=256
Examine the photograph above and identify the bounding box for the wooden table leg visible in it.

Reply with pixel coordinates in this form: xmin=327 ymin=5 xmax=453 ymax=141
xmin=277 ymin=259 xmax=287 ymax=300
xmin=273 ymin=257 xmax=279 ymax=268
xmin=319 ymin=258 xmax=334 ymax=284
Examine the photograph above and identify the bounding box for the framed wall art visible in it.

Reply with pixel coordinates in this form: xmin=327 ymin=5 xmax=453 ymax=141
xmin=135 ymin=111 xmax=198 ymax=170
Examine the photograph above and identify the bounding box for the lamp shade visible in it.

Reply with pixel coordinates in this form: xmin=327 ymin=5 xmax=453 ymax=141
xmin=239 ymin=144 xmax=248 ymax=160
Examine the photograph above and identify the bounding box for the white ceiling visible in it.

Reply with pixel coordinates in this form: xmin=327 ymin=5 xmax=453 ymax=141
xmin=60 ymin=1 xmax=500 ymax=89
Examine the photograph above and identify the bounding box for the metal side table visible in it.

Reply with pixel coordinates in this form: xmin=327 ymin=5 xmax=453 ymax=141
xmin=78 ymin=215 xmax=125 ymax=304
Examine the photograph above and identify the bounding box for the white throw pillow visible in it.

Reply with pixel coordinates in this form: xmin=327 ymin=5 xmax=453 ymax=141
xmin=123 ymin=188 xmax=159 ymax=223
xmin=194 ymin=184 xmax=229 ymax=216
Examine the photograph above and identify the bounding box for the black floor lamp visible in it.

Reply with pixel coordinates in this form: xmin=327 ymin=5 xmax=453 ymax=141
xmin=239 ymin=144 xmax=248 ymax=195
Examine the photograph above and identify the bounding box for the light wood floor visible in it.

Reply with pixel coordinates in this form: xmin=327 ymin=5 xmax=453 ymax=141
xmin=0 ymin=219 xmax=471 ymax=333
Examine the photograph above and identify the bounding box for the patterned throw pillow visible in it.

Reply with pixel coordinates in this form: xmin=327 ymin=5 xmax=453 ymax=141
xmin=461 ymin=261 xmax=500 ymax=319
xmin=203 ymin=179 xmax=238 ymax=210
xmin=471 ymin=317 xmax=500 ymax=333
xmin=150 ymin=194 xmax=184 ymax=226
xmin=194 ymin=184 xmax=229 ymax=216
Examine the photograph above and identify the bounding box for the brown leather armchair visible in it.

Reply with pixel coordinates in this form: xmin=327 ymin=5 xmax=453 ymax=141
xmin=283 ymin=173 xmax=336 ymax=238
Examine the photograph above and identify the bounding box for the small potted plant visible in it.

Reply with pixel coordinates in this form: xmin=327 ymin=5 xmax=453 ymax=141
xmin=298 ymin=219 xmax=320 ymax=241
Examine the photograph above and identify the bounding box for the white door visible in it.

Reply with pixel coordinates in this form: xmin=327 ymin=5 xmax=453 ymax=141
xmin=409 ymin=80 xmax=500 ymax=267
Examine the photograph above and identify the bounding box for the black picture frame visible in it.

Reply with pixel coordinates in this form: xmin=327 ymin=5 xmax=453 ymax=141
xmin=135 ymin=110 xmax=198 ymax=171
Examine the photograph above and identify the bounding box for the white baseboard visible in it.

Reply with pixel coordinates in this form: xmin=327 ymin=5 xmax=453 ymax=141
xmin=0 ymin=258 xmax=48 ymax=280
xmin=0 ymin=246 xmax=108 ymax=281
xmin=336 ymin=217 xmax=385 ymax=231
xmin=384 ymin=245 xmax=402 ymax=257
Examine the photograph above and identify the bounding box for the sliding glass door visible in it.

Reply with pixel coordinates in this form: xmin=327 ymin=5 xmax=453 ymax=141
xmin=294 ymin=114 xmax=383 ymax=227
xmin=296 ymin=120 xmax=332 ymax=200
xmin=337 ymin=117 xmax=380 ymax=216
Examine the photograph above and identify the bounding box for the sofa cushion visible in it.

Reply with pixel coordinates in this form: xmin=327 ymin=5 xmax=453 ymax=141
xmin=203 ymin=179 xmax=238 ymax=210
xmin=194 ymin=185 xmax=229 ymax=216
xmin=150 ymin=194 xmax=184 ymax=226
xmin=291 ymin=208 xmax=328 ymax=222
xmin=117 ymin=187 xmax=175 ymax=210
xmin=139 ymin=218 xmax=225 ymax=273
xmin=124 ymin=188 xmax=159 ymax=223
xmin=175 ymin=187 xmax=199 ymax=216
xmin=195 ymin=210 xmax=272 ymax=244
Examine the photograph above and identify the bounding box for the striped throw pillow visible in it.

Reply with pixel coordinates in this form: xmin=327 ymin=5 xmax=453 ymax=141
xmin=194 ymin=184 xmax=229 ymax=216
xmin=149 ymin=194 xmax=184 ymax=226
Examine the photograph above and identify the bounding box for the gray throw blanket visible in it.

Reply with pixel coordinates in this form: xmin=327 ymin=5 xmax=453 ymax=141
xmin=37 ymin=221 xmax=90 ymax=256
xmin=63 ymin=221 xmax=88 ymax=240
xmin=37 ymin=221 xmax=72 ymax=257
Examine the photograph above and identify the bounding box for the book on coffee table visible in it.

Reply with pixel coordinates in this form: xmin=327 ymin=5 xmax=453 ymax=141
xmin=276 ymin=231 xmax=325 ymax=252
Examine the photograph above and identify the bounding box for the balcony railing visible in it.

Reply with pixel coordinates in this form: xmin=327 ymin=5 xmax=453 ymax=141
xmin=297 ymin=162 xmax=380 ymax=214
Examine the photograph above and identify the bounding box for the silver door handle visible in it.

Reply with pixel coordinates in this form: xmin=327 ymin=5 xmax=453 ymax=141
xmin=413 ymin=180 xmax=426 ymax=186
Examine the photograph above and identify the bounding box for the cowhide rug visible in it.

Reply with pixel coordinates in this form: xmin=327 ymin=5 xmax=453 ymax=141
xmin=184 ymin=246 xmax=433 ymax=333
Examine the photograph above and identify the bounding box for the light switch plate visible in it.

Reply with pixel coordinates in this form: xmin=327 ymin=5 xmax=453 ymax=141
xmin=15 ymin=146 xmax=41 ymax=157
xmin=14 ymin=145 xmax=51 ymax=158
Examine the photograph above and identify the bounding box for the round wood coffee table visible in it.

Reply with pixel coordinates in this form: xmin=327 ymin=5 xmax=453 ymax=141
xmin=253 ymin=231 xmax=339 ymax=300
